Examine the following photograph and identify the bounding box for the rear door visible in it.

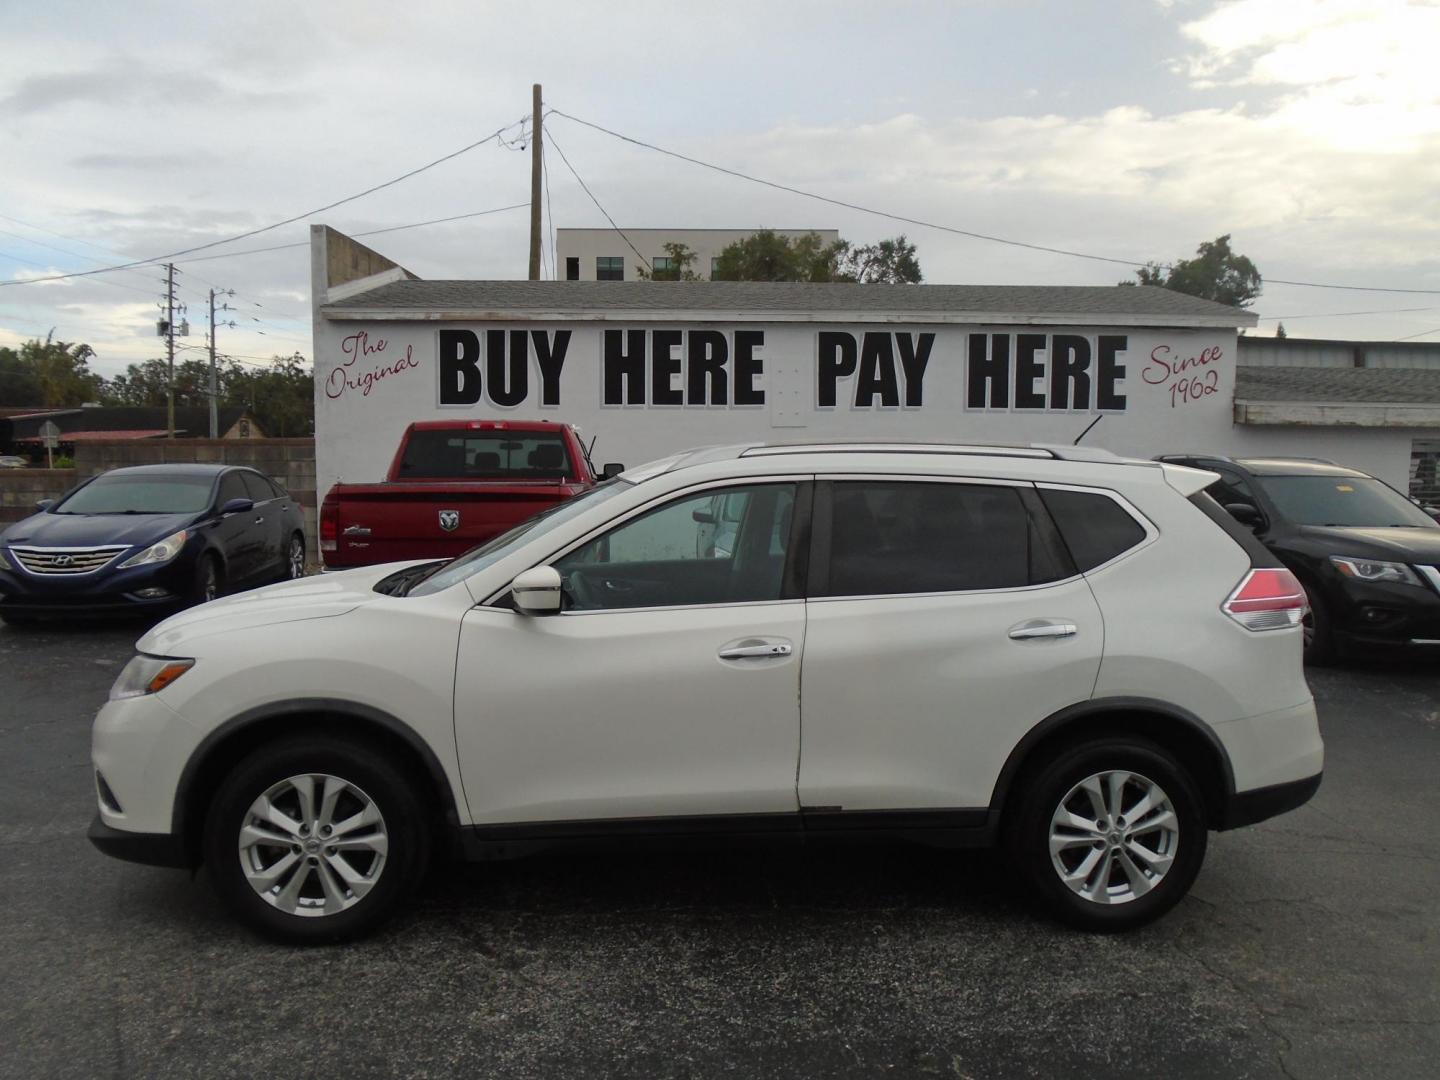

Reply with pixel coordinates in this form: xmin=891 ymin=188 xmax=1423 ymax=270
xmin=797 ymin=476 xmax=1104 ymax=818
xmin=239 ymin=470 xmax=284 ymax=578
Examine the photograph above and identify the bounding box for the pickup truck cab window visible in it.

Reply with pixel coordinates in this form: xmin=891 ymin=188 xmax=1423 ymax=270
xmin=396 ymin=431 xmax=572 ymax=480
xmin=554 ymin=483 xmax=798 ymax=611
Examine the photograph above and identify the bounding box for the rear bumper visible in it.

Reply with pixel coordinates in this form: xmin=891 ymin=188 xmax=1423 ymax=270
xmin=88 ymin=814 xmax=190 ymax=868
xmin=1220 ymin=772 xmax=1323 ymax=830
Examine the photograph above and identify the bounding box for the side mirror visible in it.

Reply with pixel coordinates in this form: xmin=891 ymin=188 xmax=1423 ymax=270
xmin=691 ymin=508 xmax=717 ymax=524
xmin=511 ymin=565 xmax=563 ymax=615
xmin=219 ymin=497 xmax=254 ymax=516
xmin=1224 ymin=502 xmax=1263 ymax=528
xmin=35 ymin=499 xmax=55 ymax=512
xmin=601 ymin=463 xmax=624 ymax=480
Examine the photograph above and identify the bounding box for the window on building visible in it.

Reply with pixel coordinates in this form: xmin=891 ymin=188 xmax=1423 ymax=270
xmin=596 ymin=257 xmax=624 ymax=281
xmin=710 ymin=257 xmax=723 ymax=279
xmin=565 ymin=257 xmax=579 ymax=281
xmin=652 ymin=256 xmax=674 ymax=277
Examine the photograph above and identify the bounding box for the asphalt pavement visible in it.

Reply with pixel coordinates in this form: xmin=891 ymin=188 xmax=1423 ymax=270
xmin=1 ymin=619 xmax=1436 ymax=1080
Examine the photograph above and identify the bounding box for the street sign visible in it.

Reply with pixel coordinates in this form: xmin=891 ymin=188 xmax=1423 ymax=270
xmin=39 ymin=420 xmax=61 ymax=449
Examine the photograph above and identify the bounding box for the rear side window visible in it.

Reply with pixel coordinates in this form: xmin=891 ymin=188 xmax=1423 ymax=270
xmin=819 ymin=481 xmax=1066 ymax=597
xmin=239 ymin=471 xmax=273 ymax=503
xmin=1039 ymin=488 xmax=1148 ymax=572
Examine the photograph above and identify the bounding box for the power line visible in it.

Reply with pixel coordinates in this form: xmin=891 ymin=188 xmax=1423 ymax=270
xmin=1394 ymin=327 xmax=1440 ymax=341
xmin=548 ymin=108 xmax=1440 ymax=298
xmin=546 ymin=128 xmax=650 ymax=273
xmin=1256 ymin=305 xmax=1440 ymax=320
xmin=164 ymin=202 xmax=529 ymax=267
xmin=0 ymin=116 xmax=529 ymax=289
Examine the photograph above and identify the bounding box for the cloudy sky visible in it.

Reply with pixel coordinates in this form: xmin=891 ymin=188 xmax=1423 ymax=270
xmin=2 ymin=0 xmax=1438 ymax=380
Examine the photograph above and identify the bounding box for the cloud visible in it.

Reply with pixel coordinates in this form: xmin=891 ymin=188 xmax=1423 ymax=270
xmin=1 ymin=59 xmax=297 ymax=117
xmin=71 ymin=152 xmax=212 ymax=171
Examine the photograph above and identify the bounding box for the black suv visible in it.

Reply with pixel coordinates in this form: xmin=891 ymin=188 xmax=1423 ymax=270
xmin=1157 ymin=455 xmax=1440 ymax=663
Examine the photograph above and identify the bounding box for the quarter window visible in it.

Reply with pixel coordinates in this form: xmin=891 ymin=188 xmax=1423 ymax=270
xmin=596 ymin=256 xmax=624 ymax=281
xmin=1038 ymin=488 xmax=1147 ymax=572
xmin=554 ymin=484 xmax=797 ymax=611
xmin=820 ymin=481 xmax=1065 ymax=596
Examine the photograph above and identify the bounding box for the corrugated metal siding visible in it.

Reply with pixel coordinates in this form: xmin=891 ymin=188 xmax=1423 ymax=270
xmin=1239 ymin=338 xmax=1440 ymax=369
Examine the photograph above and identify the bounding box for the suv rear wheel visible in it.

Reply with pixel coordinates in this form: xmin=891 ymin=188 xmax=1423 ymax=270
xmin=1008 ymin=737 xmax=1207 ymax=931
xmin=203 ymin=736 xmax=430 ymax=943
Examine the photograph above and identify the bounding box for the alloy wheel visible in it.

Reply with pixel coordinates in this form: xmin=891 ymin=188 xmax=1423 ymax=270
xmin=1048 ymin=769 xmax=1179 ymax=905
xmin=287 ymin=537 xmax=305 ymax=579
xmin=237 ymin=773 xmax=389 ymax=917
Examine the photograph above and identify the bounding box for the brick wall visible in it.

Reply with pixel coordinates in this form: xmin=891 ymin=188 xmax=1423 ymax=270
xmin=0 ymin=439 xmax=318 ymax=556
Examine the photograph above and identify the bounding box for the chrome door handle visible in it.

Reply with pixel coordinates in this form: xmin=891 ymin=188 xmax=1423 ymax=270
xmin=1008 ymin=622 xmax=1077 ymax=640
xmin=718 ymin=639 xmax=793 ymax=660
xmin=254 ymin=516 xmax=265 ymax=524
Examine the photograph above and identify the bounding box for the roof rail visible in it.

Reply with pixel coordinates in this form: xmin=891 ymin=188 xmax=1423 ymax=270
xmin=741 ymin=442 xmax=1057 ymax=460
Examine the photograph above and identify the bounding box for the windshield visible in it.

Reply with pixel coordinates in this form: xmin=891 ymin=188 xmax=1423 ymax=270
xmin=55 ymin=473 xmax=215 ymax=515
xmin=407 ymin=479 xmax=632 ymax=596
xmin=1254 ymin=475 xmax=1438 ymax=528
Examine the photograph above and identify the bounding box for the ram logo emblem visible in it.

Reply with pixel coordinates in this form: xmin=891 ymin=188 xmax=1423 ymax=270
xmin=438 ymin=510 xmax=460 ymax=532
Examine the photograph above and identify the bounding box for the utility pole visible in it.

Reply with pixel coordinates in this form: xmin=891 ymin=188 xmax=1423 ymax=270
xmin=165 ymin=263 xmax=176 ymax=438
xmin=529 ymin=82 xmax=543 ymax=280
xmin=207 ymin=287 xmax=236 ymax=438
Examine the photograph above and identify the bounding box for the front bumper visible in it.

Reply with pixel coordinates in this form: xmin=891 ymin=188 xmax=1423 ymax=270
xmin=87 ymin=813 xmax=190 ymax=868
xmin=1328 ymin=573 xmax=1440 ymax=651
xmin=0 ymin=556 xmax=193 ymax=617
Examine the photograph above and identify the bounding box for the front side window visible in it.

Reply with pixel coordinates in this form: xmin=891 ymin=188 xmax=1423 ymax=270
xmin=820 ymin=481 xmax=1065 ymax=597
xmin=554 ymin=484 xmax=797 ymax=611
xmin=596 ymin=256 xmax=624 ymax=281
xmin=240 ymin=471 xmax=274 ymax=503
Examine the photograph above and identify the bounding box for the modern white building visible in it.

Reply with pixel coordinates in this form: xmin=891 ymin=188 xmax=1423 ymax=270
xmin=555 ymin=228 xmax=840 ymax=281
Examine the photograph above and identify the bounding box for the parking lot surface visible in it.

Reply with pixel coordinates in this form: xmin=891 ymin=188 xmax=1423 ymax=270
xmin=2 ymin=621 xmax=1436 ymax=1080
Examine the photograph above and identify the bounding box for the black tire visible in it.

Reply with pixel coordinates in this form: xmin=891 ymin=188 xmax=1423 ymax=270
xmin=203 ymin=736 xmax=430 ymax=944
xmin=1006 ymin=737 xmax=1207 ymax=932
xmin=192 ymin=553 xmax=222 ymax=606
xmin=281 ymin=533 xmax=305 ymax=581
xmin=1302 ymin=587 xmax=1339 ymax=666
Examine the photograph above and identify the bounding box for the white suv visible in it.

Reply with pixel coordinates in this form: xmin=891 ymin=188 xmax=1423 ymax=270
xmin=90 ymin=443 xmax=1323 ymax=941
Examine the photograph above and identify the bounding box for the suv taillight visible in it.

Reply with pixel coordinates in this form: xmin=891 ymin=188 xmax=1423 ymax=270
xmin=319 ymin=496 xmax=338 ymax=555
xmin=1223 ymin=568 xmax=1307 ymax=630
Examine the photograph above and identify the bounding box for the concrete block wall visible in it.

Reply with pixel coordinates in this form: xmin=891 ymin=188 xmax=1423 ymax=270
xmin=0 ymin=440 xmax=318 ymax=558
xmin=0 ymin=469 xmax=77 ymax=527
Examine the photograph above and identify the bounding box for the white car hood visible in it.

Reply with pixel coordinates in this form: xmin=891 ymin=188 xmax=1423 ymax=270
xmin=139 ymin=563 xmax=415 ymax=653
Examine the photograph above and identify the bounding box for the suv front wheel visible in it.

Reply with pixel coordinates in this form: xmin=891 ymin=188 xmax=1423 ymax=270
xmin=203 ymin=736 xmax=431 ymax=943
xmin=1008 ymin=737 xmax=1207 ymax=931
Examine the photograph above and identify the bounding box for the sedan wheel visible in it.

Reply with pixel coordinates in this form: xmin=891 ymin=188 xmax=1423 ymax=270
xmin=205 ymin=737 xmax=430 ymax=943
xmin=286 ymin=535 xmax=305 ymax=580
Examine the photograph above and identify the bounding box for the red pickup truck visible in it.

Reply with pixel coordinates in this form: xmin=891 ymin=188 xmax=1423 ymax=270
xmin=320 ymin=420 xmax=614 ymax=569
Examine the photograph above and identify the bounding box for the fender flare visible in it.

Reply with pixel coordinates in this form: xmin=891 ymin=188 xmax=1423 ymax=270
xmin=987 ymin=696 xmax=1238 ymax=824
xmin=172 ymin=697 xmax=461 ymax=844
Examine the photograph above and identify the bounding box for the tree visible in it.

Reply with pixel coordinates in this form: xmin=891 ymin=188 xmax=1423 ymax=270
xmin=1275 ymin=322 xmax=1287 ymax=339
xmin=837 ymin=234 xmax=923 ymax=284
xmin=711 ymin=230 xmax=849 ymax=282
xmin=1122 ymin=234 xmax=1262 ymax=308
xmin=636 ymin=242 xmax=703 ymax=281
xmin=97 ymin=352 xmax=314 ymax=435
xmin=0 ymin=334 xmax=104 ymax=406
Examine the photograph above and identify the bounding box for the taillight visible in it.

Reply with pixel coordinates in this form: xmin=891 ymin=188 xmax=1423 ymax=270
xmin=1223 ymin=568 xmax=1307 ymax=630
xmin=319 ymin=496 xmax=338 ymax=555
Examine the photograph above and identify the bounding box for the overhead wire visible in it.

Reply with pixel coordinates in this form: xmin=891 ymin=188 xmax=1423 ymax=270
xmin=0 ymin=114 xmax=530 ymax=288
xmin=547 ymin=108 xmax=1440 ymax=297
xmin=546 ymin=128 xmax=650 ymax=273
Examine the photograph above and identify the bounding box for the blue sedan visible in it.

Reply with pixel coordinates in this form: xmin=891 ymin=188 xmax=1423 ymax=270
xmin=0 ymin=464 xmax=307 ymax=624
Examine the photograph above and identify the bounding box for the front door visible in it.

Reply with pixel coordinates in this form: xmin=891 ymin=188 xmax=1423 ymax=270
xmin=798 ymin=477 xmax=1105 ymax=817
xmin=454 ymin=480 xmax=808 ymax=828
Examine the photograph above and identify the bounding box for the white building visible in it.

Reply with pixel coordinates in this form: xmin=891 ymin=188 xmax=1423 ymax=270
xmin=308 ymin=226 xmax=1439 ymax=500
xmin=555 ymin=228 xmax=840 ymax=282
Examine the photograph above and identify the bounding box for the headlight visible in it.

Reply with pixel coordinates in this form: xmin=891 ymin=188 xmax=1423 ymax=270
xmin=110 ymin=654 xmax=195 ymax=700
xmin=119 ymin=529 xmax=188 ymax=569
xmin=1330 ymin=556 xmax=1423 ymax=586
